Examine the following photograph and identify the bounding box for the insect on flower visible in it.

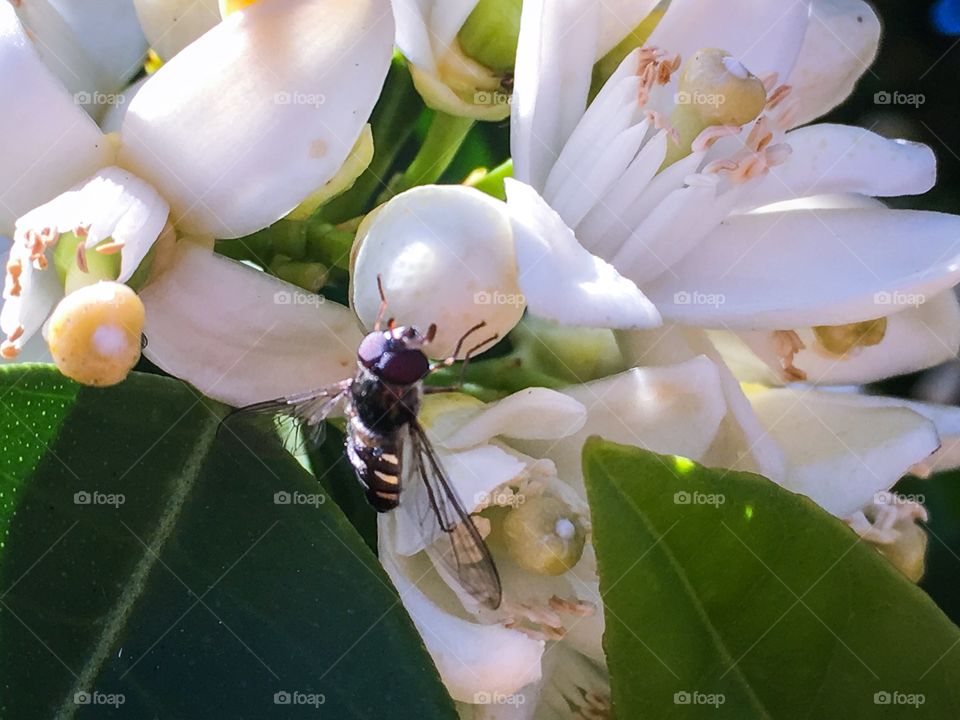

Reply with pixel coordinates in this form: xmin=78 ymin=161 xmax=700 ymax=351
xmin=226 ymin=280 xmax=503 ymax=609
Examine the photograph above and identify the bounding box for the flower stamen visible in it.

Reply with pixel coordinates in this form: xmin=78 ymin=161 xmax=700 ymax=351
xmin=75 ymin=243 xmax=89 ymax=274
xmin=772 ymin=330 xmax=807 ymax=382
xmin=636 ymin=47 xmax=681 ymax=107
xmin=4 ymin=258 xmax=23 ymax=298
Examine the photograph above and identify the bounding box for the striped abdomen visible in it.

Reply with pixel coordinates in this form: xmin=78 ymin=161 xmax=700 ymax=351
xmin=346 ymin=416 xmax=403 ymax=512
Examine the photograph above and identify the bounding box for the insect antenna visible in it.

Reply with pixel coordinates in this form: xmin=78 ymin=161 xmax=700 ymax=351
xmin=374 ymin=274 xmax=389 ymax=331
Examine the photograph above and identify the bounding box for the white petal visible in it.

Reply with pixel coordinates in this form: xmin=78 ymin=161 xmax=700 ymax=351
xmin=511 ymin=0 xmax=599 ymax=190
xmin=140 ymin=242 xmax=362 ymax=406
xmin=786 ymin=0 xmax=880 ymax=127
xmin=748 ymin=389 xmax=939 ymax=517
xmin=727 ymin=291 xmax=960 ymax=386
xmin=392 ymin=0 xmax=437 ymax=70
xmin=848 ymin=396 xmax=960 ymax=476
xmin=614 ymin=180 xmax=744 ymax=286
xmin=352 ymin=185 xmax=523 ymax=358
xmin=119 ymin=0 xmax=395 ymax=238
xmin=439 ymin=388 xmax=587 ymax=450
xmin=739 ymin=125 xmax=936 ymax=211
xmin=393 ymin=443 xmax=528 ymax=555
xmin=132 ymin=0 xmax=221 ymax=60
xmin=20 ymin=166 xmax=168 ymax=281
xmin=0 ymin=2 xmax=113 ymax=236
xmin=645 ymin=208 xmax=960 ymax=329
xmin=648 ymin=0 xmax=810 ymax=85
xmin=1 ymin=239 xmax=62 ymax=353
xmin=510 ymin=358 xmax=728 ymax=495
xmin=575 ymin=127 xmax=667 ymax=252
xmin=12 ymin=0 xmax=109 ymax=116
xmin=616 ymin=326 xmax=787 ymax=481
xmin=504 ymin=179 xmax=660 ymax=329
xmin=48 ymin=0 xmax=147 ymax=95
xmin=100 ymin=76 xmax=148 ymax=134
xmin=596 ymin=0 xmax=661 ymax=58
xmin=583 ymin=149 xmax=702 ymax=261
xmin=380 ymin=518 xmax=545 ymax=703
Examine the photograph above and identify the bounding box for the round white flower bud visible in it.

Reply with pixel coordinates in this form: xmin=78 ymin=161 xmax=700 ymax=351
xmin=352 ymin=185 xmax=524 ymax=359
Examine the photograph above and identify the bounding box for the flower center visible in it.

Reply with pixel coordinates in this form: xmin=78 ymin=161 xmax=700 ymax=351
xmin=502 ymin=495 xmax=587 ymax=575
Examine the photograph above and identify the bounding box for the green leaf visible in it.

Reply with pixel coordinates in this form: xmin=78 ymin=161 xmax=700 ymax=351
xmin=0 ymin=365 xmax=455 ymax=719
xmin=583 ymin=437 xmax=960 ymax=718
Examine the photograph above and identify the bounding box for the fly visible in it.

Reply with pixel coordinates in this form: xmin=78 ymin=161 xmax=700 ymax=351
xmin=226 ymin=281 xmax=502 ymax=609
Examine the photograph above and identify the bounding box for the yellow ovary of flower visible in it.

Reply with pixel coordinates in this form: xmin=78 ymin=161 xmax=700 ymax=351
xmin=503 ymin=496 xmax=586 ymax=576
xmin=666 ymin=48 xmax=767 ymax=166
xmin=47 ymin=282 xmax=145 ymax=387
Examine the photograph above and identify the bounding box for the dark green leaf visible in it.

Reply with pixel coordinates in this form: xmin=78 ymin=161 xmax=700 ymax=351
xmin=0 ymin=366 xmax=454 ymax=719
xmin=583 ymin=437 xmax=960 ymax=719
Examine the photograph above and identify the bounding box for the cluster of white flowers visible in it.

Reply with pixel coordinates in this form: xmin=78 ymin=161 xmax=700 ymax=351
xmin=2 ymin=0 xmax=960 ymax=716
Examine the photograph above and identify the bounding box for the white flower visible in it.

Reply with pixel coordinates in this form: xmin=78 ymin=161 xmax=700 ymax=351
xmin=508 ymin=0 xmax=960 ymax=385
xmin=0 ymin=0 xmax=395 ymax=400
xmin=380 ymin=355 xmax=748 ymax=715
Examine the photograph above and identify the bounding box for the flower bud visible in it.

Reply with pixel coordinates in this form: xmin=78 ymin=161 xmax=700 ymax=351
xmin=457 ymin=0 xmax=522 ymax=74
xmin=46 ymin=282 xmax=144 ymax=386
xmin=813 ymin=318 xmax=887 ymax=357
xmin=352 ymin=185 xmax=524 ymax=358
xmin=503 ymin=496 xmax=586 ymax=576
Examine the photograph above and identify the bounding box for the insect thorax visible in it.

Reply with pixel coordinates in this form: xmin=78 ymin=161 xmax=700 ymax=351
xmin=349 ymin=365 xmax=421 ymax=434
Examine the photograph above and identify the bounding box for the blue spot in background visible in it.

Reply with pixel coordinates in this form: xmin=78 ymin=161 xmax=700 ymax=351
xmin=933 ymin=0 xmax=960 ymax=34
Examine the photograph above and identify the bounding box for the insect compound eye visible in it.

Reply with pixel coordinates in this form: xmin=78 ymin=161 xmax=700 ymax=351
xmin=377 ymin=349 xmax=430 ymax=385
xmin=357 ymin=332 xmax=388 ymax=368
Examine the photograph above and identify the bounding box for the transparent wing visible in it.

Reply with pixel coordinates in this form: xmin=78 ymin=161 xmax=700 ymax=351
xmin=220 ymin=380 xmax=352 ymax=456
xmin=405 ymin=420 xmax=502 ymax=610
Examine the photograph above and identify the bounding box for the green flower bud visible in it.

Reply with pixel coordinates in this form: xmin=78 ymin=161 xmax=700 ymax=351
xmin=503 ymin=496 xmax=586 ymax=575
xmin=813 ymin=318 xmax=887 ymax=356
xmin=269 ymin=256 xmax=329 ymax=293
xmin=458 ymin=0 xmax=523 ymax=74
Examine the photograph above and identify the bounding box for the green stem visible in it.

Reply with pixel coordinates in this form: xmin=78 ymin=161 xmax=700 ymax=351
xmin=381 ymin=111 xmax=476 ymax=202
xmin=468 ymin=158 xmax=513 ymax=200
